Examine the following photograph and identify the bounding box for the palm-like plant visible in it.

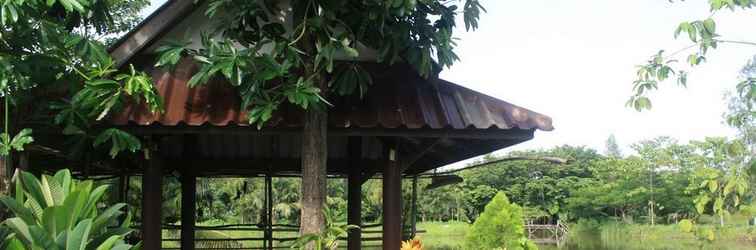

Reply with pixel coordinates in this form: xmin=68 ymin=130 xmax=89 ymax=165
xmin=0 ymin=169 xmax=140 ymax=250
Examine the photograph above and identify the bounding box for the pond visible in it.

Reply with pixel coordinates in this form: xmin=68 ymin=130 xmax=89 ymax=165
xmin=538 ymin=224 xmax=756 ymax=250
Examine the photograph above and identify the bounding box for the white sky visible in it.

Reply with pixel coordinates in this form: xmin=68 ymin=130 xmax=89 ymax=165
xmin=143 ymin=0 xmax=756 ymax=156
xmin=438 ymin=0 xmax=756 ymax=156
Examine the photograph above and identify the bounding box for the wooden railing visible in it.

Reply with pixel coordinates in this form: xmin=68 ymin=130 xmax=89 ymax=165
xmin=524 ymin=222 xmax=569 ymax=246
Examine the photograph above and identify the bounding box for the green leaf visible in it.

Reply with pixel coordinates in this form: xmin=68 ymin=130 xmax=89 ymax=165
xmin=67 ymin=219 xmax=93 ymax=250
xmin=0 ymin=129 xmax=34 ymax=156
xmin=92 ymin=203 xmax=126 ymax=234
xmin=6 ymin=218 xmax=33 ymax=245
xmin=95 ymin=236 xmax=122 ymax=250
xmin=703 ymin=18 xmax=716 ymax=35
xmin=20 ymin=171 xmax=51 ymax=208
xmin=93 ymin=129 xmax=142 ymax=158
xmin=708 ymin=180 xmax=717 ymax=193
xmin=0 ymin=197 xmax=36 ymax=224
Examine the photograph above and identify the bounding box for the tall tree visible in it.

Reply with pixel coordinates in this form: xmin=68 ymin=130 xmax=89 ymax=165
xmin=155 ymin=0 xmax=486 ymax=238
xmin=0 ymin=0 xmax=160 ymax=199
xmin=728 ymin=56 xmax=756 ymax=183
xmin=605 ymin=134 xmax=623 ymax=158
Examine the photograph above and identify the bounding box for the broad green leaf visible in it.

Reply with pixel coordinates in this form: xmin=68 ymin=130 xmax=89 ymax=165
xmin=92 ymin=203 xmax=126 ymax=234
xmin=0 ymin=197 xmax=35 ymax=224
xmin=94 ymin=236 xmax=121 ymax=250
xmin=20 ymin=171 xmax=51 ymax=208
xmin=67 ymin=219 xmax=93 ymax=250
xmin=6 ymin=218 xmax=33 ymax=244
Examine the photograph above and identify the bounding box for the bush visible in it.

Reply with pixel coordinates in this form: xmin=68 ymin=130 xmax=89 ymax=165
xmin=0 ymin=169 xmax=140 ymax=250
xmin=464 ymin=192 xmax=537 ymax=250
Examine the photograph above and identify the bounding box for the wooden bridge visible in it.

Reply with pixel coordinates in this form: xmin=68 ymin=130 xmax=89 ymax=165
xmin=525 ymin=222 xmax=569 ymax=246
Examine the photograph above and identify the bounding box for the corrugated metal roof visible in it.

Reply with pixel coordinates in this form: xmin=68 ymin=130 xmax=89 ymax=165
xmin=111 ymin=58 xmax=553 ymax=132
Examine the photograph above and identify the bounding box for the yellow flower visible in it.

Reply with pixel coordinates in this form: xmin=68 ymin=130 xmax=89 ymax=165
xmin=400 ymin=238 xmax=423 ymax=250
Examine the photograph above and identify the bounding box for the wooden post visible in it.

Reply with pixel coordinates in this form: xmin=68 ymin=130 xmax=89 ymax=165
xmin=265 ymin=175 xmax=273 ymax=250
xmin=383 ymin=142 xmax=401 ymax=250
xmin=142 ymin=151 xmax=163 ymax=250
xmin=18 ymin=152 xmax=28 ymax=171
xmin=347 ymin=137 xmax=362 ymax=250
xmin=118 ymin=175 xmax=128 ymax=203
xmin=180 ymin=170 xmax=196 ymax=250
xmin=410 ymin=176 xmax=418 ymax=239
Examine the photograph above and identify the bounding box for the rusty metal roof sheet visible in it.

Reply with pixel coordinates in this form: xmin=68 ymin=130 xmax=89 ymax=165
xmin=111 ymin=58 xmax=553 ymax=132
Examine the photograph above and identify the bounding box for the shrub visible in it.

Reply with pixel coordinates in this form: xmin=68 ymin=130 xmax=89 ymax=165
xmin=0 ymin=169 xmax=140 ymax=250
xmin=464 ymin=192 xmax=537 ymax=250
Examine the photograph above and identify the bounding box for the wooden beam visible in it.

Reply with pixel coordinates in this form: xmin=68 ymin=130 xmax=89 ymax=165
xmin=167 ymin=158 xmax=381 ymax=176
xmin=401 ymin=138 xmax=443 ymax=173
xmin=347 ymin=137 xmax=362 ymax=250
xmin=382 ymin=140 xmax=401 ymax=250
xmin=111 ymin=125 xmax=535 ymax=140
xmin=142 ymin=150 xmax=163 ymax=250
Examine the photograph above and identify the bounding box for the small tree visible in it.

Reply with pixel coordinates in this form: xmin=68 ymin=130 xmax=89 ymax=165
xmin=464 ymin=192 xmax=537 ymax=250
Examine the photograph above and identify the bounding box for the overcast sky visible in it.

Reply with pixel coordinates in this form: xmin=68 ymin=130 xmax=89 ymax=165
xmin=144 ymin=0 xmax=756 ymax=157
xmin=439 ymin=0 xmax=756 ymax=155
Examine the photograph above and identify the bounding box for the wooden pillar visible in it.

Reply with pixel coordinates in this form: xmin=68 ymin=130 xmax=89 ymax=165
xmin=142 ymin=152 xmax=163 ymax=250
xmin=347 ymin=137 xmax=362 ymax=250
xmin=118 ymin=175 xmax=128 ymax=203
xmin=265 ymin=175 xmax=273 ymax=250
xmin=180 ymin=170 xmax=196 ymax=250
xmin=410 ymin=176 xmax=418 ymax=239
xmin=383 ymin=142 xmax=401 ymax=250
xmin=17 ymin=152 xmax=28 ymax=171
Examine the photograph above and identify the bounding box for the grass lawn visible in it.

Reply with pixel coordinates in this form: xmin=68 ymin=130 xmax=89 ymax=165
xmin=161 ymin=219 xmax=755 ymax=249
xmin=414 ymin=221 xmax=469 ymax=250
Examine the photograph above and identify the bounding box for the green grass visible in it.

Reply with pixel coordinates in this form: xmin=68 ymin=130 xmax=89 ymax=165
xmin=560 ymin=217 xmax=756 ymax=250
xmin=415 ymin=221 xmax=469 ymax=250
xmin=160 ymin=219 xmax=755 ymax=249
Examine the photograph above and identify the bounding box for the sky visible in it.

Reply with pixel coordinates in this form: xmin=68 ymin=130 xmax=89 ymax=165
xmin=143 ymin=0 xmax=756 ymax=157
xmin=436 ymin=0 xmax=756 ymax=156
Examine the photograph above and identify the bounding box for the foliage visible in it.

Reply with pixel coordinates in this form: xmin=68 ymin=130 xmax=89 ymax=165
xmin=289 ymin=208 xmax=357 ymax=250
xmin=688 ymin=164 xmax=749 ymax=226
xmin=461 ymin=146 xmax=598 ymax=221
xmin=155 ymin=0 xmax=486 ymax=128
xmin=459 ymin=184 xmax=497 ymax=223
xmin=0 ymin=129 xmax=33 ymax=156
xmin=628 ymin=0 xmax=756 ymax=111
xmin=464 ymin=192 xmax=537 ymax=250
xmin=0 ymin=0 xmax=159 ymax=159
xmin=0 ymin=169 xmax=139 ymax=250
xmin=604 ymin=134 xmax=622 ymax=158
xmin=677 ymin=219 xmax=716 ymax=249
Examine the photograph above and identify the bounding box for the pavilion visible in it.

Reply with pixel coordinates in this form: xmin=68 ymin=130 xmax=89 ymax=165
xmin=27 ymin=1 xmax=553 ymax=249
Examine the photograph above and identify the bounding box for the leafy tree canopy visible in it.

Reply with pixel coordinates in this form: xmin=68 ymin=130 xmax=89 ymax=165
xmin=0 ymin=0 xmax=160 ymax=159
xmin=156 ymin=0 xmax=486 ymax=127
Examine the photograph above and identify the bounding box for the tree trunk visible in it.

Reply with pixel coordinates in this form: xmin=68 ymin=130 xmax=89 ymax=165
xmin=300 ymin=104 xmax=328 ymax=246
xmin=720 ymin=214 xmax=724 ymax=227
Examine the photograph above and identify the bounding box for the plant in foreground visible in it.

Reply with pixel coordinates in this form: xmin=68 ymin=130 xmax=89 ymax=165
xmin=678 ymin=219 xmax=715 ymax=250
xmin=0 ymin=169 xmax=140 ymax=250
xmin=290 ymin=207 xmax=357 ymax=250
xmin=464 ymin=192 xmax=538 ymax=250
xmin=401 ymin=238 xmax=423 ymax=250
